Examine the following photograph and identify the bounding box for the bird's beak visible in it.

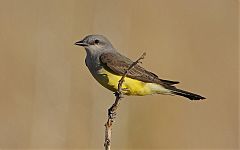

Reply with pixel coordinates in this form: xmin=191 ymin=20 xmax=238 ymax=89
xmin=75 ymin=40 xmax=89 ymax=46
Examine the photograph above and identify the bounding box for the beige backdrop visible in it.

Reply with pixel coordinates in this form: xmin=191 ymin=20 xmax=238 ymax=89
xmin=0 ymin=0 xmax=239 ymax=149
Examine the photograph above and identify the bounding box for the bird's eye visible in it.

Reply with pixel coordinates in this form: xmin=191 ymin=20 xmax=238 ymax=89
xmin=94 ymin=39 xmax=100 ymax=44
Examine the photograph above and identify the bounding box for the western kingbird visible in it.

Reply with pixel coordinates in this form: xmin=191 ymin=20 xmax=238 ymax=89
xmin=75 ymin=35 xmax=205 ymax=100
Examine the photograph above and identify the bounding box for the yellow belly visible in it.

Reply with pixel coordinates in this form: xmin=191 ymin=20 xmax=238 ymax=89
xmin=92 ymin=68 xmax=169 ymax=96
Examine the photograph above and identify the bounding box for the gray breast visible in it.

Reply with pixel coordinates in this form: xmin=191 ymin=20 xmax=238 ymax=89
xmin=85 ymin=51 xmax=103 ymax=74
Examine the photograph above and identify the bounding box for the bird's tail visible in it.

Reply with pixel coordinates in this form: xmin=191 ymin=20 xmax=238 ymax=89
xmin=169 ymin=87 xmax=205 ymax=100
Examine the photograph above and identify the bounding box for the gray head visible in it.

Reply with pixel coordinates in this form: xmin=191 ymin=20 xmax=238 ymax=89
xmin=75 ymin=35 xmax=114 ymax=52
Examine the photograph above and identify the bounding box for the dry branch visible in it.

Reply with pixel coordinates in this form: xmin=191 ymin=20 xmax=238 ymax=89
xmin=104 ymin=52 xmax=146 ymax=150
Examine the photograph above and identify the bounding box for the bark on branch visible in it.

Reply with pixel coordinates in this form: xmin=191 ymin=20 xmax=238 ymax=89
xmin=104 ymin=52 xmax=146 ymax=150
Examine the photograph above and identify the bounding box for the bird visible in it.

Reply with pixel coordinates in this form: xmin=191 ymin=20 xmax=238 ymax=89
xmin=75 ymin=34 xmax=205 ymax=100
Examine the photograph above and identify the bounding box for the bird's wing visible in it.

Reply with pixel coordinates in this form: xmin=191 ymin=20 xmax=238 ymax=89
xmin=100 ymin=52 xmax=179 ymax=85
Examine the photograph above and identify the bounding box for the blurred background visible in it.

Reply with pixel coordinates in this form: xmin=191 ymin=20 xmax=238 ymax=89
xmin=0 ymin=0 xmax=239 ymax=149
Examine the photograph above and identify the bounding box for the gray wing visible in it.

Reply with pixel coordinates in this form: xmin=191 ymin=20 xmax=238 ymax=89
xmin=100 ymin=52 xmax=179 ymax=85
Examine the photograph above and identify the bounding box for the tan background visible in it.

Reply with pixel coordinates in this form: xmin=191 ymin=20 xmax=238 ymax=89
xmin=0 ymin=0 xmax=239 ymax=149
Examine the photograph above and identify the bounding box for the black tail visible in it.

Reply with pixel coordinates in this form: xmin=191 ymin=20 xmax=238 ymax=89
xmin=171 ymin=88 xmax=205 ymax=100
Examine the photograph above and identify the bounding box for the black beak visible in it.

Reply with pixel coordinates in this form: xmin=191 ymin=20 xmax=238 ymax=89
xmin=75 ymin=40 xmax=88 ymax=46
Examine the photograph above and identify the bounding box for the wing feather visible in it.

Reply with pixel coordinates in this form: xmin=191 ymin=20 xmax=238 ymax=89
xmin=100 ymin=52 xmax=179 ymax=85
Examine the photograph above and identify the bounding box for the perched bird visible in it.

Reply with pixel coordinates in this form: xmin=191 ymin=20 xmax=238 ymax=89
xmin=75 ymin=35 xmax=205 ymax=100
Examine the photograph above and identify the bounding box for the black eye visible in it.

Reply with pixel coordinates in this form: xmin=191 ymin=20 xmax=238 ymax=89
xmin=94 ymin=39 xmax=100 ymax=44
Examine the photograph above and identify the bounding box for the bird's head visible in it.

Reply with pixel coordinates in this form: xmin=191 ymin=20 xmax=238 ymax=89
xmin=75 ymin=35 xmax=114 ymax=52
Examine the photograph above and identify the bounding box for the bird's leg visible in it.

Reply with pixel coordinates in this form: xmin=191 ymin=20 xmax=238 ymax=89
xmin=122 ymin=88 xmax=130 ymax=92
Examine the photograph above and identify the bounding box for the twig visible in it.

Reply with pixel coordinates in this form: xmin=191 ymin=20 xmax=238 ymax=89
xmin=104 ymin=52 xmax=146 ymax=150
